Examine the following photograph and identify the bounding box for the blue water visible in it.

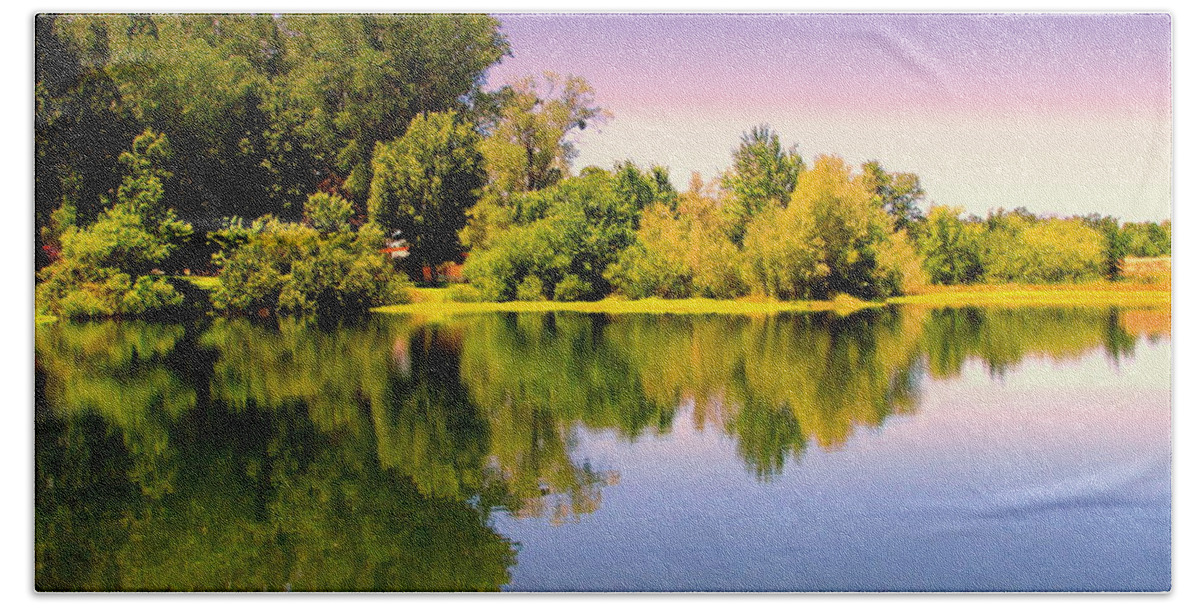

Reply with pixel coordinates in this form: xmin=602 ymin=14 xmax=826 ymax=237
xmin=493 ymin=339 xmax=1171 ymax=591
xmin=34 ymin=307 xmax=1171 ymax=591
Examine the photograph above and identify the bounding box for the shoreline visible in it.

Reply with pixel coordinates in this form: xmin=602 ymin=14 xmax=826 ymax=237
xmin=372 ymin=283 xmax=1170 ymax=317
xmin=38 ymin=280 xmax=1171 ymax=324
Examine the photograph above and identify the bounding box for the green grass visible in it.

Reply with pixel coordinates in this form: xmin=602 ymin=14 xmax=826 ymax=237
xmin=890 ymin=282 xmax=1170 ymax=308
xmin=374 ymin=291 xmax=881 ymax=317
xmin=375 ymin=283 xmax=1170 ymax=318
xmin=178 ymin=275 xmax=220 ymax=291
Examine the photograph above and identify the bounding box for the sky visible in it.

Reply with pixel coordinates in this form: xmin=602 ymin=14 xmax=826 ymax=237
xmin=484 ymin=13 xmax=1172 ymax=222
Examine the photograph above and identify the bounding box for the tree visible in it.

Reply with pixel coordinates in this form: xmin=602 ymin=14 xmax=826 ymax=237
xmin=36 ymin=130 xmax=193 ymax=318
xmin=720 ymin=125 xmax=805 ymax=245
xmin=36 ymin=14 xmax=510 ymax=225
xmin=367 ymin=111 xmax=486 ymax=272
xmin=463 ymin=168 xmax=646 ymax=301
xmin=479 ymin=73 xmax=609 ymax=196
xmin=860 ymin=161 xmax=926 ymax=232
xmin=741 ymin=155 xmax=920 ymax=300
xmin=917 ymin=206 xmax=985 ymax=285
xmin=35 ymin=15 xmax=139 ymax=267
xmin=980 ymin=212 xmax=1105 ymax=284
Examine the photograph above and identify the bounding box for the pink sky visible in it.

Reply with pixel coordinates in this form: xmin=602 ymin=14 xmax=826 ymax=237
xmin=484 ymin=14 xmax=1172 ymax=222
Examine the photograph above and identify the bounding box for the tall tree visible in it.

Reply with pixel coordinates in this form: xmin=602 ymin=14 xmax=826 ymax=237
xmin=479 ymin=73 xmax=609 ymax=196
xmin=36 ymin=14 xmax=510 ymax=226
xmin=462 ymin=74 xmax=608 ymax=250
xmin=860 ymin=161 xmax=926 ymax=232
xmin=368 ymin=111 xmax=487 ymax=272
xmin=721 ymin=125 xmax=805 ymax=245
xmin=35 ymin=15 xmax=140 ymax=266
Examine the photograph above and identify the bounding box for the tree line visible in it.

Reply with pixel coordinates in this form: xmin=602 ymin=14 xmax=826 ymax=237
xmin=35 ymin=14 xmax=1171 ymax=319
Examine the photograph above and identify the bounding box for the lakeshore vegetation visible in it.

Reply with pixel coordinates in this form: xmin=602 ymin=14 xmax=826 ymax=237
xmin=36 ymin=14 xmax=1171 ymax=320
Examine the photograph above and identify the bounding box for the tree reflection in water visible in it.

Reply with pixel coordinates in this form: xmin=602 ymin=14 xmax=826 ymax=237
xmin=34 ymin=304 xmax=1167 ymax=590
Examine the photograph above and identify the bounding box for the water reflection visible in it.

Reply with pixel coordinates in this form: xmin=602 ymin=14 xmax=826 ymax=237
xmin=34 ymin=304 xmax=1169 ymax=591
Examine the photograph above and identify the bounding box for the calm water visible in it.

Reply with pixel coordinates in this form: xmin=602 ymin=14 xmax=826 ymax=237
xmin=34 ymin=306 xmax=1171 ymax=591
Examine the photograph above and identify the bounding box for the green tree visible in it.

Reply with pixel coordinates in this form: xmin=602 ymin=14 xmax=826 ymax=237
xmin=980 ymin=211 xmax=1105 ymax=284
xmin=796 ymin=155 xmax=914 ymax=298
xmin=463 ymin=168 xmax=646 ymax=301
xmin=860 ymin=161 xmax=926 ymax=231
xmin=461 ymin=74 xmax=609 ymax=252
xmin=479 ymin=73 xmax=608 ymax=196
xmin=720 ymin=125 xmax=805 ymax=245
xmin=36 ymin=130 xmax=193 ymax=318
xmin=36 ymin=15 xmax=139 ymax=267
xmin=367 ymin=111 xmax=486 ymax=273
xmin=917 ymin=205 xmax=985 ymax=285
xmin=37 ymin=14 xmax=509 ymax=225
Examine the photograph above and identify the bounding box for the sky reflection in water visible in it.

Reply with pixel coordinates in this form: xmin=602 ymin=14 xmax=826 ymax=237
xmin=34 ymin=306 xmax=1170 ymax=591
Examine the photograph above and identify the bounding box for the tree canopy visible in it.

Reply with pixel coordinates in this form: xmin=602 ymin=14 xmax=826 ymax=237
xmin=368 ymin=111 xmax=487 ymax=272
xmin=36 ymin=14 xmax=509 ymax=239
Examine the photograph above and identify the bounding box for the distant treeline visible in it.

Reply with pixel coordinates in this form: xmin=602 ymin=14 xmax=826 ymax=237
xmin=35 ymin=14 xmax=1171 ymax=319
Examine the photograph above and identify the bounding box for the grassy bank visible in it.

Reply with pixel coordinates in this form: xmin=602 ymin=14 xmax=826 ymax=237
xmin=375 ymin=289 xmax=880 ymax=317
xmin=40 ymin=277 xmax=1168 ymax=325
xmin=890 ymin=281 xmax=1170 ymax=308
xmin=374 ymin=281 xmax=1169 ymax=317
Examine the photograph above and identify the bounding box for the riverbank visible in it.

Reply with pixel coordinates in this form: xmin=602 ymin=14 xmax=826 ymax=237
xmin=889 ymin=282 xmax=1170 ymax=308
xmin=372 ymin=282 xmax=1170 ymax=317
xmin=374 ymin=289 xmax=880 ymax=316
xmin=39 ymin=277 xmax=1168 ymax=324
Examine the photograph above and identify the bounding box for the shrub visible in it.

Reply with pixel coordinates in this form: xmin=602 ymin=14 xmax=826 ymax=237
xmin=211 ymin=217 xmax=410 ymax=317
xmin=606 ymin=241 xmax=690 ymax=299
xmin=463 ymin=168 xmax=659 ymax=301
xmin=35 ymin=130 xmax=192 ymax=319
xmin=515 ymin=275 xmax=546 ymax=301
xmin=446 ymin=284 xmax=484 ymax=303
xmin=605 ymin=193 xmax=744 ymax=300
xmin=741 ymin=206 xmax=826 ymax=300
xmin=553 ymin=274 xmax=591 ymax=302
xmin=917 ymin=206 xmax=985 ymax=285
xmin=981 ymin=215 xmax=1104 ymax=284
xmin=304 ymin=191 xmax=355 ymax=233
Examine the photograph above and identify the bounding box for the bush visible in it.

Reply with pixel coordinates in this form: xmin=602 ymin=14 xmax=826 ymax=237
xmin=917 ymin=206 xmax=985 ymax=285
xmin=553 ymin=274 xmax=591 ymax=302
xmin=740 ymin=206 xmax=826 ymax=300
xmin=515 ymin=275 xmax=546 ymax=301
xmin=304 ymin=191 xmax=355 ymax=233
xmin=211 ymin=217 xmax=411 ymax=316
xmin=121 ymin=276 xmax=186 ymax=315
xmin=605 ymin=241 xmax=690 ymax=299
xmin=35 ymin=130 xmax=192 ymax=319
xmin=462 ymin=168 xmax=658 ymax=301
xmin=981 ymin=215 xmax=1104 ymax=284
xmin=605 ymin=193 xmax=744 ymax=300
xmin=446 ymin=284 xmax=484 ymax=303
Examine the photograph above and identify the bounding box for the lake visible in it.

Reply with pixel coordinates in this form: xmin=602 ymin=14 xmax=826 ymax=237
xmin=34 ymin=305 xmax=1171 ymax=591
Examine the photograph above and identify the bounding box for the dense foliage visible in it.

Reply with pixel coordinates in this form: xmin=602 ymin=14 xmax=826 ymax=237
xmin=742 ymin=155 xmax=923 ymax=299
xmin=607 ymin=180 xmax=744 ymax=299
xmin=35 ymin=16 xmax=1171 ymax=318
xmin=37 ymin=130 xmax=193 ymax=318
xmin=721 ymin=125 xmax=805 ymax=245
xmin=209 ymin=194 xmax=411 ymax=316
xmin=36 ymin=14 xmax=509 ymax=254
xmin=611 ymin=156 xmax=924 ymax=301
xmin=367 ymin=111 xmax=486 ymax=272
xmin=463 ymin=164 xmax=673 ymax=301
xmin=914 ymin=206 xmax=1147 ymax=285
